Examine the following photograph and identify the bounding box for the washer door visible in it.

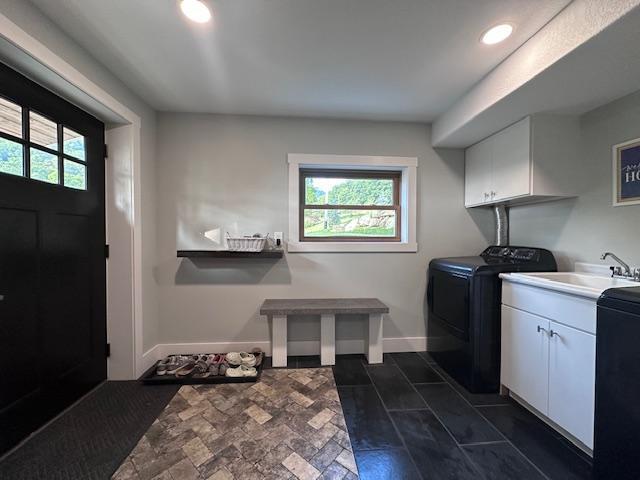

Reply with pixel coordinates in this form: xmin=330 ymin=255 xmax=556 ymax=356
xmin=428 ymin=268 xmax=470 ymax=340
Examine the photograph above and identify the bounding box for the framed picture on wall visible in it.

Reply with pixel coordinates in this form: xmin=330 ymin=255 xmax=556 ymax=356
xmin=613 ymin=137 xmax=640 ymax=206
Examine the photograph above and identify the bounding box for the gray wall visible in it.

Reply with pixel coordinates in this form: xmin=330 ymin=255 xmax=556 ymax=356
xmin=155 ymin=113 xmax=492 ymax=348
xmin=510 ymin=90 xmax=640 ymax=269
xmin=2 ymin=0 xmax=160 ymax=351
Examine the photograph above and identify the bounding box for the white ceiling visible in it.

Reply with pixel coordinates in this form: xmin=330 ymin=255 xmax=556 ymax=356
xmin=29 ymin=0 xmax=571 ymax=121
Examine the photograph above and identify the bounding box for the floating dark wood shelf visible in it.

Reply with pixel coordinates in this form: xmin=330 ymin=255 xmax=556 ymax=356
xmin=177 ymin=249 xmax=284 ymax=259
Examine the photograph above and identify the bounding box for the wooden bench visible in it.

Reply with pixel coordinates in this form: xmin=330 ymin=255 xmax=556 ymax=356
xmin=260 ymin=298 xmax=389 ymax=367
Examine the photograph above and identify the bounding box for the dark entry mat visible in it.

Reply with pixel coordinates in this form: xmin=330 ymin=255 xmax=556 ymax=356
xmin=0 ymin=381 xmax=178 ymax=480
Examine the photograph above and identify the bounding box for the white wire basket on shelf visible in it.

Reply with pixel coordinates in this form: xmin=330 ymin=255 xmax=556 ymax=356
xmin=226 ymin=233 xmax=268 ymax=252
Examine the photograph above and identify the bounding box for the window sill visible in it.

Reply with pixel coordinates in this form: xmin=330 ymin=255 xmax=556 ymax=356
xmin=287 ymin=241 xmax=418 ymax=253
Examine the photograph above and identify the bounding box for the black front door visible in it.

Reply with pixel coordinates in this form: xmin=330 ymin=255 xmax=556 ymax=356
xmin=0 ymin=62 xmax=106 ymax=455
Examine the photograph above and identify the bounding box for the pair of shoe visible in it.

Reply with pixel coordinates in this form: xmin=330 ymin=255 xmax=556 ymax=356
xmin=193 ymin=354 xmax=228 ymax=378
xmin=157 ymin=355 xmax=192 ymax=376
xmin=225 ymin=350 xmax=262 ymax=377
xmin=226 ymin=364 xmax=258 ymax=377
xmin=226 ymin=351 xmax=257 ymax=367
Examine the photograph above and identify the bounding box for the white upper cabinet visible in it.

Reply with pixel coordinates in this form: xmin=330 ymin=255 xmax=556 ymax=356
xmin=491 ymin=118 xmax=531 ymax=202
xmin=464 ymin=115 xmax=580 ymax=207
xmin=464 ymin=138 xmax=493 ymax=206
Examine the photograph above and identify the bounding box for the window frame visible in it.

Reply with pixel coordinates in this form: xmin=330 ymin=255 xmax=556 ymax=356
xmin=288 ymin=154 xmax=418 ymax=253
xmin=299 ymin=168 xmax=402 ymax=242
xmin=0 ymin=94 xmax=89 ymax=190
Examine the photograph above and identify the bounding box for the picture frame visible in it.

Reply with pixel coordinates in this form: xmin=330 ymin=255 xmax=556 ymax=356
xmin=612 ymin=137 xmax=640 ymax=206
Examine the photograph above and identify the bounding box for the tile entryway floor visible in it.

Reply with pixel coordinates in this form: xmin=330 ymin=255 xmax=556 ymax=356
xmin=113 ymin=367 xmax=358 ymax=480
xmin=113 ymin=352 xmax=593 ymax=480
xmin=336 ymin=352 xmax=593 ymax=480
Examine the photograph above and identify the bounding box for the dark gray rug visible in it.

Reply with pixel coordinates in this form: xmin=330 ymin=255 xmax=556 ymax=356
xmin=0 ymin=381 xmax=179 ymax=480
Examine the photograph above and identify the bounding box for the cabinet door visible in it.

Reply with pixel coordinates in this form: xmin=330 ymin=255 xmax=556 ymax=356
xmin=501 ymin=305 xmax=549 ymax=414
xmin=464 ymin=139 xmax=493 ymax=206
xmin=491 ymin=117 xmax=531 ymax=201
xmin=548 ymin=322 xmax=595 ymax=449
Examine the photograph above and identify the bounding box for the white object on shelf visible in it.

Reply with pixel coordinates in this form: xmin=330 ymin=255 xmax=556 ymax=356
xmin=226 ymin=233 xmax=267 ymax=252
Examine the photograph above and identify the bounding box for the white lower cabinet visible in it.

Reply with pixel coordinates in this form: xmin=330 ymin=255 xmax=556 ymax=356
xmin=548 ymin=321 xmax=596 ymax=449
xmin=500 ymin=305 xmax=596 ymax=449
xmin=501 ymin=306 xmax=549 ymax=414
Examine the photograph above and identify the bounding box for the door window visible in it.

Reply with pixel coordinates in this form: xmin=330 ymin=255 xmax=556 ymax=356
xmin=0 ymin=96 xmax=88 ymax=190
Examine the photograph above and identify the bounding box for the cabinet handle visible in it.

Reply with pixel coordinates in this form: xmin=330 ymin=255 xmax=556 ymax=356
xmin=491 ymin=191 xmax=496 ymax=198
xmin=537 ymin=325 xmax=548 ymax=334
xmin=549 ymin=329 xmax=561 ymax=338
xmin=484 ymin=192 xmax=489 ymax=200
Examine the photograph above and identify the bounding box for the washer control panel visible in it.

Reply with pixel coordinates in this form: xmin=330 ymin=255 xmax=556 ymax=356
xmin=483 ymin=246 xmax=540 ymax=262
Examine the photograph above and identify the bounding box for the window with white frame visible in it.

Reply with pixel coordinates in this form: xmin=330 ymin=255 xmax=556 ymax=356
xmin=288 ymin=154 xmax=418 ymax=253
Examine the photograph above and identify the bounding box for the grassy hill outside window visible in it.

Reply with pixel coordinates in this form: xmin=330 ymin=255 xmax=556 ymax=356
xmin=300 ymin=169 xmax=401 ymax=242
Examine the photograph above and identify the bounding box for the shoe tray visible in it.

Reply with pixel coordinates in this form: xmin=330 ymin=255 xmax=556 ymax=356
xmin=141 ymin=352 xmax=265 ymax=385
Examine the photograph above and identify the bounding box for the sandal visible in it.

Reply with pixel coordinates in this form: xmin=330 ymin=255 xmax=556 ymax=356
xmin=174 ymin=359 xmax=197 ymax=377
xmin=253 ymin=351 xmax=264 ymax=367
xmin=226 ymin=352 xmax=256 ymax=367
xmin=225 ymin=364 xmax=258 ymax=377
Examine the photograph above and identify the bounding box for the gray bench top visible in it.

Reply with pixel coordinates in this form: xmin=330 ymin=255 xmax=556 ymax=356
xmin=260 ymin=298 xmax=389 ymax=315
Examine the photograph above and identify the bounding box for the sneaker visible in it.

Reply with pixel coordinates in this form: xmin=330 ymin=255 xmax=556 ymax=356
xmin=225 ymin=364 xmax=257 ymax=377
xmin=219 ymin=359 xmax=228 ymax=376
xmin=156 ymin=357 xmax=170 ymax=376
xmin=166 ymin=355 xmax=192 ymax=375
xmin=226 ymin=352 xmax=256 ymax=367
xmin=207 ymin=354 xmax=223 ymax=376
xmin=157 ymin=355 xmax=182 ymax=375
xmin=193 ymin=355 xmax=216 ymax=378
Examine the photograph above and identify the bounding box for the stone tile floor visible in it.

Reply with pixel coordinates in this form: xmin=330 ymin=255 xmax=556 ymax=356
xmin=336 ymin=352 xmax=593 ymax=480
xmin=112 ymin=352 xmax=593 ymax=480
xmin=113 ymin=367 xmax=358 ymax=480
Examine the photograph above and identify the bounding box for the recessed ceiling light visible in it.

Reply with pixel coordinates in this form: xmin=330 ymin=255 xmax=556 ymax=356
xmin=481 ymin=24 xmax=513 ymax=45
xmin=180 ymin=0 xmax=212 ymax=23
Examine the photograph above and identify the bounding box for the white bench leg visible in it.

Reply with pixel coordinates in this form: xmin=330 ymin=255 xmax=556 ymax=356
xmin=272 ymin=315 xmax=288 ymax=367
xmin=320 ymin=313 xmax=336 ymax=366
xmin=367 ymin=313 xmax=383 ymax=364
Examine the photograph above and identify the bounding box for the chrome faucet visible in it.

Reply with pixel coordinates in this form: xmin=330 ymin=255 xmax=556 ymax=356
xmin=601 ymin=252 xmax=639 ymax=281
xmin=601 ymin=252 xmax=631 ymax=275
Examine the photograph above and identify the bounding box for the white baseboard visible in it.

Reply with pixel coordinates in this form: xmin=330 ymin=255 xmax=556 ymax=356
xmin=385 ymin=336 xmax=427 ymax=352
xmin=139 ymin=344 xmax=162 ymax=377
xmin=147 ymin=336 xmax=428 ymax=362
